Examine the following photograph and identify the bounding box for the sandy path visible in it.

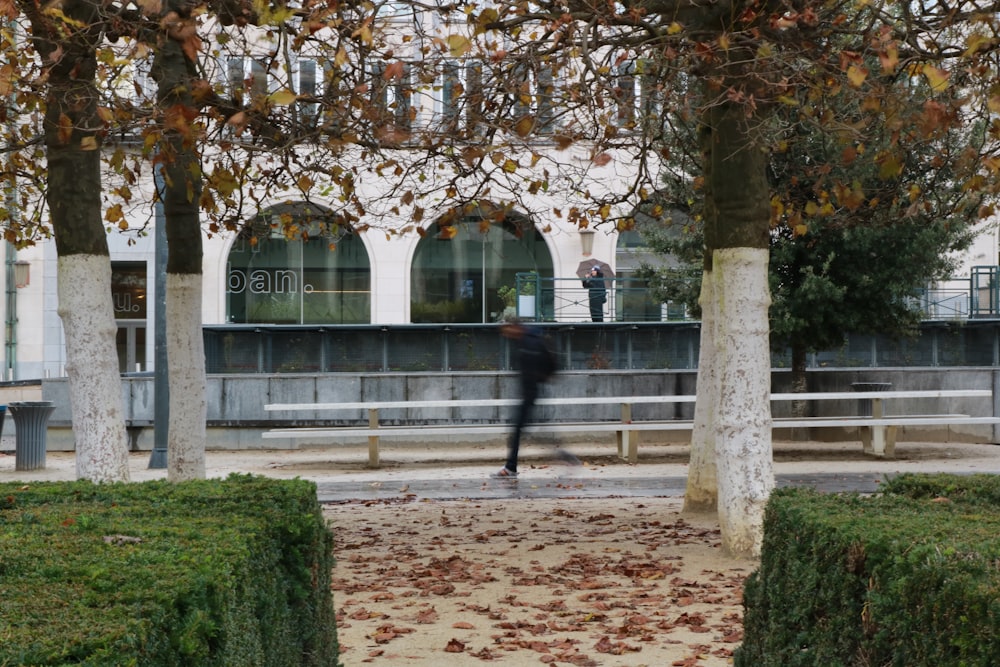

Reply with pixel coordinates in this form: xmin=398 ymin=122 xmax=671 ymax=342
xmin=326 ymin=497 xmax=754 ymax=666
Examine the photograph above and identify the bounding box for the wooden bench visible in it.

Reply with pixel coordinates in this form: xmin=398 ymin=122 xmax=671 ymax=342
xmin=263 ymin=389 xmax=1000 ymax=467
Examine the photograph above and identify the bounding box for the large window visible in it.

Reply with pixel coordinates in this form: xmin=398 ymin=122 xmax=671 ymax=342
xmin=370 ymin=60 xmax=413 ymax=132
xmin=492 ymin=56 xmax=557 ymax=135
xmin=614 ymin=58 xmax=664 ymax=135
xmin=432 ymin=56 xmax=558 ymax=139
xmin=226 ymin=203 xmax=371 ymax=324
xmin=410 ymin=206 xmax=553 ymax=323
xmin=224 ymin=56 xmax=318 ymax=119
xmin=298 ymin=59 xmax=318 ymax=127
xmin=112 ymin=262 xmax=147 ymax=372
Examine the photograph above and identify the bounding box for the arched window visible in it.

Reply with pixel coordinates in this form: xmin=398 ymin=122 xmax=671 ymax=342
xmin=226 ymin=203 xmax=371 ymax=324
xmin=410 ymin=204 xmax=554 ymax=323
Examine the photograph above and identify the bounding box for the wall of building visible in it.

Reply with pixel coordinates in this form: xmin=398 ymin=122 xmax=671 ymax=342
xmin=5 ymin=242 xmax=57 ymax=381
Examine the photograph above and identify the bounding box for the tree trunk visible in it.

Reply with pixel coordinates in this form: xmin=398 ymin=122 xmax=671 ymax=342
xmin=31 ymin=0 xmax=130 ymax=482
xmin=790 ymin=343 xmax=810 ymax=419
xmin=702 ymin=103 xmax=774 ymax=558
xmin=684 ymin=114 xmax=719 ymax=514
xmin=683 ymin=269 xmax=718 ymax=514
xmin=155 ymin=6 xmax=207 ymax=481
xmin=166 ymin=273 xmax=205 ymax=480
xmin=57 ymin=257 xmax=131 ymax=483
xmin=713 ymin=248 xmax=773 ymax=557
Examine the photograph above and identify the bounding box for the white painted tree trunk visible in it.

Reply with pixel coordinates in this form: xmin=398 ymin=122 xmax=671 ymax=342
xmin=713 ymin=248 xmax=774 ymax=558
xmin=57 ymin=255 xmax=131 ymax=482
xmin=683 ymin=270 xmax=718 ymax=514
xmin=166 ymin=273 xmax=207 ymax=481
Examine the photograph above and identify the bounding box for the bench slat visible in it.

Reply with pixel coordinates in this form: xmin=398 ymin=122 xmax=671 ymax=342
xmin=263 ymin=416 xmax=1000 ymax=440
xmin=264 ymin=389 xmax=992 ymax=412
xmin=262 ymin=421 xmax=700 ymax=439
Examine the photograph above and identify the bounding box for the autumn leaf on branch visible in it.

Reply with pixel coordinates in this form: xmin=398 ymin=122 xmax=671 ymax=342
xmin=922 ymin=64 xmax=950 ymax=93
xmin=268 ymin=89 xmax=298 ymax=106
xmin=445 ymin=34 xmax=472 ymax=57
xmin=592 ymin=152 xmax=612 ymax=166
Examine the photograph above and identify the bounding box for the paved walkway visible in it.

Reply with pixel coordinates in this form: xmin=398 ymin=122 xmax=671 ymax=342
xmin=4 ymin=439 xmax=999 ymax=503
xmin=311 ymin=471 xmax=891 ymax=502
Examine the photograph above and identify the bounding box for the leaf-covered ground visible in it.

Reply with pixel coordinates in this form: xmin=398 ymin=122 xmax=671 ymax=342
xmin=326 ymin=497 xmax=753 ymax=666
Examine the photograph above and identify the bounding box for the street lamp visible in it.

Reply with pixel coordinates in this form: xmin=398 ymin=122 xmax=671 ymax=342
xmin=13 ymin=260 xmax=29 ymax=288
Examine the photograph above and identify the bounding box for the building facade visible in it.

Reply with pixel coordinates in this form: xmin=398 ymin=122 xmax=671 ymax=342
xmin=1 ymin=160 xmax=653 ymax=380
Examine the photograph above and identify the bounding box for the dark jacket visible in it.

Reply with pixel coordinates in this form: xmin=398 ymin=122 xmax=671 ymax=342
xmin=583 ymin=270 xmax=607 ymax=303
xmin=514 ymin=326 xmax=556 ymax=384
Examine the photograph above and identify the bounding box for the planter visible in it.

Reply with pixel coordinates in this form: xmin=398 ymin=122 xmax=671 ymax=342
xmin=517 ymin=294 xmax=536 ymax=318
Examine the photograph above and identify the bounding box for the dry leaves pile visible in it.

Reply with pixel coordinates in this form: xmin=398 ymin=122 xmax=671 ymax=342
xmin=326 ymin=497 xmax=753 ymax=666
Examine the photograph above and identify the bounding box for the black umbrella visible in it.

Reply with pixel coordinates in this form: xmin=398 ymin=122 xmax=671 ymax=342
xmin=576 ymin=259 xmax=613 ymax=287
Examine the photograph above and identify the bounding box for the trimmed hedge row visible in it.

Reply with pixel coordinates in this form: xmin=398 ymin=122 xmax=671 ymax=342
xmin=0 ymin=475 xmax=339 ymax=666
xmin=880 ymin=472 xmax=1000 ymax=506
xmin=736 ymin=476 xmax=1000 ymax=667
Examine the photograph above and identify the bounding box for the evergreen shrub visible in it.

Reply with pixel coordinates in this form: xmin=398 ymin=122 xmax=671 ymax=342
xmin=735 ymin=483 xmax=1000 ymax=667
xmin=881 ymin=472 xmax=1000 ymax=506
xmin=0 ymin=475 xmax=339 ymax=666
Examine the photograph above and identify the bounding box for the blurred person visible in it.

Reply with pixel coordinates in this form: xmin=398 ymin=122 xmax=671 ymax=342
xmin=492 ymin=320 xmax=557 ymax=478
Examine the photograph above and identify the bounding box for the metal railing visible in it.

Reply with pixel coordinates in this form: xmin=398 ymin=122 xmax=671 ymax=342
xmin=514 ymin=273 xmax=687 ymax=323
xmin=510 ymin=269 xmax=1000 ymax=323
xmin=914 ymin=287 xmax=970 ymax=320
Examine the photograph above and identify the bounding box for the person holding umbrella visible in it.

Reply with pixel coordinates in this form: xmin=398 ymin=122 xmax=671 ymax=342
xmin=582 ymin=266 xmax=607 ymax=322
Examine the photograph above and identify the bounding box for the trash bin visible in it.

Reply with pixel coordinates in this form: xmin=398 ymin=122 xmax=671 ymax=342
xmin=10 ymin=401 xmax=56 ymax=471
xmin=851 ymin=382 xmax=892 ymax=416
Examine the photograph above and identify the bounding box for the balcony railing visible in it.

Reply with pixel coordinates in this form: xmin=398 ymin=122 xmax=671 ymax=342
xmin=511 ymin=268 xmax=1000 ymax=324
xmin=513 ymin=273 xmax=688 ymax=323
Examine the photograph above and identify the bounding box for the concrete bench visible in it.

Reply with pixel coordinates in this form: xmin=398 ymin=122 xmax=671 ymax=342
xmin=263 ymin=419 xmax=693 ymax=467
xmin=772 ymin=389 xmax=998 ymax=457
xmin=264 ymin=389 xmax=1000 ymax=467
xmin=47 ymin=418 xmax=154 ymax=451
xmin=264 ymin=396 xmax=691 ymax=466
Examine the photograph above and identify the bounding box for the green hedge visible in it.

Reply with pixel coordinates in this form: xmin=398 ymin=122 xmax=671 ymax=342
xmin=880 ymin=472 xmax=1000 ymax=506
xmin=736 ymin=479 xmax=1000 ymax=667
xmin=0 ymin=475 xmax=339 ymax=666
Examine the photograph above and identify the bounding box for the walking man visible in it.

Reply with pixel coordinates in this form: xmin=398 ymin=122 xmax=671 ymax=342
xmin=492 ymin=320 xmax=556 ymax=478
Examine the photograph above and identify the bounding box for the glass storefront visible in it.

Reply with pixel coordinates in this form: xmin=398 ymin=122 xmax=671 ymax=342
xmin=410 ymin=208 xmax=554 ymax=323
xmin=226 ymin=204 xmax=371 ymax=324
